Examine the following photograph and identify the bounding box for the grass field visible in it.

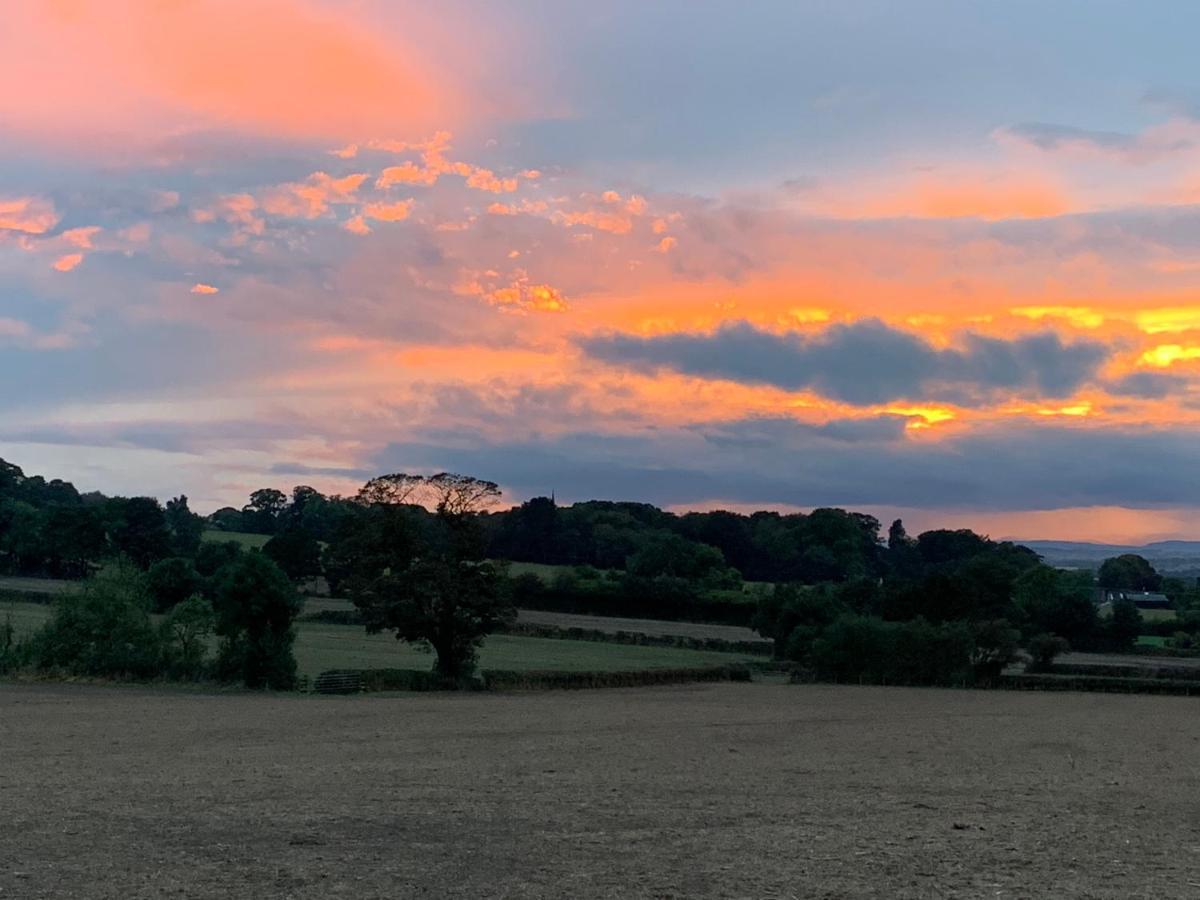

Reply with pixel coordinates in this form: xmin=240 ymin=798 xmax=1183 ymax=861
xmin=201 ymin=529 xmax=271 ymax=549
xmin=0 ymin=600 xmax=757 ymax=679
xmin=5 ymin=681 xmax=1200 ymax=898
xmin=0 ymin=600 xmax=52 ymax=635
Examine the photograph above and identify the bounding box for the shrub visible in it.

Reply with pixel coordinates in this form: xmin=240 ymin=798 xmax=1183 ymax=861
xmin=1169 ymin=631 xmax=1197 ymax=650
xmin=160 ymin=595 xmax=215 ymax=679
xmin=28 ymin=566 xmax=163 ymax=679
xmin=811 ymin=615 xmax=975 ymax=686
xmin=1026 ymin=633 xmax=1070 ymax=672
xmin=0 ymin=613 xmax=27 ymax=674
xmin=971 ymin=619 xmax=1021 ymax=682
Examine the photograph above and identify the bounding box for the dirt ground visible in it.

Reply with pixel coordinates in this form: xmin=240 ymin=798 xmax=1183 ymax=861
xmin=3 ymin=683 xmax=1200 ymax=899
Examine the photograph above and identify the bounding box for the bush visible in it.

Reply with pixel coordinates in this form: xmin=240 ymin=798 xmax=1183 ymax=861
xmin=160 ymin=595 xmax=215 ymax=679
xmin=971 ymin=619 xmax=1021 ymax=682
xmin=28 ymin=567 xmax=163 ymax=679
xmin=811 ymin=615 xmax=975 ymax=686
xmin=1169 ymin=631 xmax=1198 ymax=650
xmin=1026 ymin=633 xmax=1071 ymax=672
xmin=0 ymin=613 xmax=27 ymax=674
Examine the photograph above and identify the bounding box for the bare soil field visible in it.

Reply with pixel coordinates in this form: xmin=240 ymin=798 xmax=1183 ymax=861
xmin=4 ymin=683 xmax=1200 ymax=898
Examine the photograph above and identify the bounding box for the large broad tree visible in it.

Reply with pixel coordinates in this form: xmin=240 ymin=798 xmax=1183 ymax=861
xmin=346 ymin=473 xmax=515 ymax=682
xmin=1098 ymin=554 xmax=1162 ymax=592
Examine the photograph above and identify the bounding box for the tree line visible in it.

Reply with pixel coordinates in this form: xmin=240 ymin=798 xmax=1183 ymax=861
xmin=3 ymin=455 xmax=1198 ymax=690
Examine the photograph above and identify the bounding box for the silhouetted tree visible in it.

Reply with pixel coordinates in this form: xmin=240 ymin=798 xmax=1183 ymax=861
xmin=348 ymin=473 xmax=514 ymax=682
xmin=263 ymin=528 xmax=323 ymax=582
xmin=1098 ymin=554 xmax=1162 ymax=592
xmin=213 ymin=552 xmax=301 ymax=689
xmin=106 ymin=497 xmax=172 ymax=569
xmin=165 ymin=495 xmax=204 ymax=556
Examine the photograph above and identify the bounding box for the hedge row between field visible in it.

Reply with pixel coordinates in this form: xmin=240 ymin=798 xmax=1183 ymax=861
xmin=998 ymin=672 xmax=1200 ymax=696
xmin=319 ymin=663 xmax=753 ymax=693
xmin=1048 ymin=662 xmax=1200 ymax=683
xmin=500 ymin=622 xmax=772 ymax=655
xmin=479 ymin=664 xmax=752 ymax=691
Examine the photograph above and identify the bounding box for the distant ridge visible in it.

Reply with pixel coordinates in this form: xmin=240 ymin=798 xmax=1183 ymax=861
xmin=1016 ymin=539 xmax=1200 ymax=574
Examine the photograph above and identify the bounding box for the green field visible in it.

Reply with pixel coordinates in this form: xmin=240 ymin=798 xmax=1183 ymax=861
xmin=0 ymin=600 xmax=52 ymax=636
xmin=201 ymin=529 xmax=271 ymax=549
xmin=1 ymin=600 xmax=756 ymax=680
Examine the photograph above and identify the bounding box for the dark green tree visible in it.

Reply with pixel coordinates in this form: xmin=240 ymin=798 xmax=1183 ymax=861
xmin=1107 ymin=598 xmax=1143 ymax=651
xmin=165 ymin=495 xmax=205 ymax=557
xmin=263 ymin=528 xmax=323 ymax=582
xmin=213 ymin=553 xmax=302 ymax=689
xmin=195 ymin=540 xmax=243 ymax=578
xmin=242 ymin=488 xmax=288 ymax=534
xmin=1013 ymin=566 xmax=1097 ymax=643
xmin=160 ymin=595 xmax=215 ymax=677
xmin=42 ymin=505 xmax=106 ymax=577
xmin=106 ymin=497 xmax=172 ymax=569
xmin=348 ymin=473 xmax=514 ymax=682
xmin=1098 ymin=554 xmax=1162 ymax=592
xmin=146 ymin=557 xmax=203 ymax=612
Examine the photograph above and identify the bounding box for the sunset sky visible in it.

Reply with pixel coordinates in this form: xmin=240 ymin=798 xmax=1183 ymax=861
xmin=3 ymin=1 xmax=1200 ymax=542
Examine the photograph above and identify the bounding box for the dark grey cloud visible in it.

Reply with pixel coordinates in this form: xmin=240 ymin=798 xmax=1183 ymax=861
xmin=579 ymin=319 xmax=1110 ymax=405
xmin=999 ymin=121 xmax=1191 ymax=164
xmin=1002 ymin=122 xmax=1139 ymax=151
xmin=371 ymin=419 xmax=1200 ymax=513
xmin=695 ymin=415 xmax=910 ymax=448
xmin=1107 ymin=371 xmax=1194 ymax=399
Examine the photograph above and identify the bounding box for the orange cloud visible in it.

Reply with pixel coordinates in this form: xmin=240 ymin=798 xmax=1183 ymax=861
xmin=455 ymin=269 xmax=569 ymax=313
xmin=803 ymin=169 xmax=1073 ymax=220
xmin=0 ymin=196 xmax=59 ymax=234
xmin=362 ymin=199 xmax=414 ymax=222
xmin=60 ymin=226 xmax=101 ymax=249
xmin=0 ymin=1 xmax=462 ymax=145
xmin=261 ymin=172 xmax=368 ymax=219
xmin=53 ymin=253 xmax=84 ymax=272
xmin=373 ymin=132 xmax=528 ymax=196
xmin=190 ymin=283 xmax=219 ymax=295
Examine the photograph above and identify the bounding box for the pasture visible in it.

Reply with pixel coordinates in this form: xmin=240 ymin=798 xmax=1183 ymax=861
xmin=201 ymin=529 xmax=271 ymax=549
xmin=0 ymin=600 xmax=759 ymax=680
xmin=3 ymin=682 xmax=1199 ymax=898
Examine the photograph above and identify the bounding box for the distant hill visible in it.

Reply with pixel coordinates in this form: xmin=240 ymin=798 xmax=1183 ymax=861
xmin=1019 ymin=540 xmax=1200 ymax=576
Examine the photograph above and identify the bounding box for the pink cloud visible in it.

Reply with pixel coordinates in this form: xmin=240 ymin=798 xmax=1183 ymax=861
xmin=60 ymin=226 xmax=101 ymax=249
xmin=261 ymin=172 xmax=368 ymax=219
xmin=0 ymin=1 xmax=465 ymax=146
xmin=53 ymin=253 xmax=84 ymax=272
xmin=0 ymin=196 xmax=59 ymax=235
xmin=362 ymin=199 xmax=414 ymax=222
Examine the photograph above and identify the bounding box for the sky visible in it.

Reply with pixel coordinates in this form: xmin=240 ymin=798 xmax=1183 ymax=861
xmin=2 ymin=0 xmax=1200 ymax=543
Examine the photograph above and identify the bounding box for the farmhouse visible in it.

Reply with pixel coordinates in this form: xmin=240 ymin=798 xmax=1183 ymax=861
xmin=1096 ymin=589 xmax=1175 ymax=621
